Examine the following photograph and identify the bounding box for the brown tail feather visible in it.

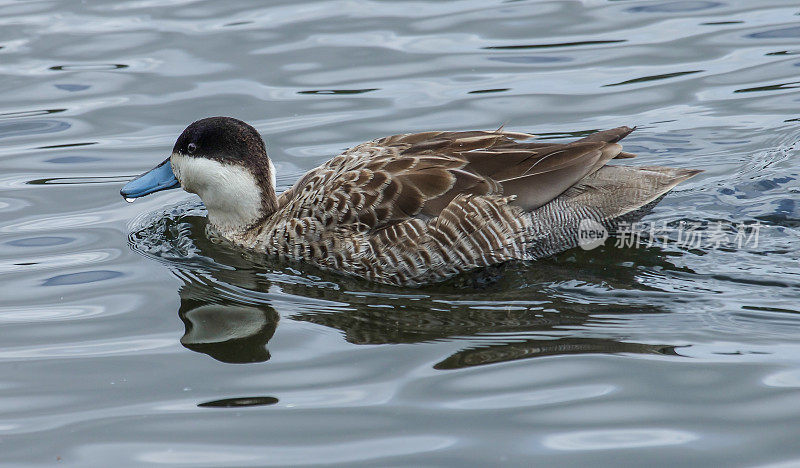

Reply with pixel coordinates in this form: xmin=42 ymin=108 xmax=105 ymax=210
xmin=498 ymin=127 xmax=635 ymax=211
xmin=575 ymin=126 xmax=635 ymax=144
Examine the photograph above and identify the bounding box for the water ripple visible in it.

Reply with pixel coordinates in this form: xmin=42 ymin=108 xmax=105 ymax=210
xmin=542 ymin=428 xmax=698 ymax=451
xmin=1 ymin=0 xmax=800 ymax=465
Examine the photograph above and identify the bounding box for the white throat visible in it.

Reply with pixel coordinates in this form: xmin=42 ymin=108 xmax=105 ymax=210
xmin=171 ymin=152 xmax=265 ymax=233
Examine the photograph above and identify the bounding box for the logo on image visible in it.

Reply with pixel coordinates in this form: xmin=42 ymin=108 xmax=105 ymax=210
xmin=578 ymin=218 xmax=608 ymax=250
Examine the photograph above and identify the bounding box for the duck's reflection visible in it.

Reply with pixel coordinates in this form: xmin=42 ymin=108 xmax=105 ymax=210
xmin=435 ymin=338 xmax=677 ymax=370
xmin=138 ymin=210 xmax=681 ymax=368
xmin=179 ymin=293 xmax=278 ymax=363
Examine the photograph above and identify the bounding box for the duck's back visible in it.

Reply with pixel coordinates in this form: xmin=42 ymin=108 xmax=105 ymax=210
xmin=240 ymin=127 xmax=699 ymax=286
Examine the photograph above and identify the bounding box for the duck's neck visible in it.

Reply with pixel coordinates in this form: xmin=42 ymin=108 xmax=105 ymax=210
xmin=172 ymin=153 xmax=278 ymax=235
xmin=208 ymin=176 xmax=278 ymax=235
xmin=206 ymin=179 xmax=277 ymax=235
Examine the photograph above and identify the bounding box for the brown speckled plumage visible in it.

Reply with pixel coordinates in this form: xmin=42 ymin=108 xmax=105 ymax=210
xmin=217 ymin=126 xmax=700 ymax=287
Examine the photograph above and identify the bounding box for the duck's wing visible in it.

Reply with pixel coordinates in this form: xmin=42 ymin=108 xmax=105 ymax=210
xmin=280 ymin=127 xmax=636 ymax=232
xmin=463 ymin=126 xmax=636 ymax=210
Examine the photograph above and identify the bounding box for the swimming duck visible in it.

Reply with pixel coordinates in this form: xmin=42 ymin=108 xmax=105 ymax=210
xmin=121 ymin=117 xmax=699 ymax=287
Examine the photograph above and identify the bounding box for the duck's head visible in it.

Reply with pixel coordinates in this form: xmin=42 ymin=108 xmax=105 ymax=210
xmin=121 ymin=117 xmax=277 ymax=233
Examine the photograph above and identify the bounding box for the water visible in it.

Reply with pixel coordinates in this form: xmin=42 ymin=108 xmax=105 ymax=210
xmin=1 ymin=0 xmax=799 ymax=465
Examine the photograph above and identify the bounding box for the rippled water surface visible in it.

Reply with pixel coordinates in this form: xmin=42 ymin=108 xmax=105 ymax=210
xmin=2 ymin=0 xmax=800 ymax=465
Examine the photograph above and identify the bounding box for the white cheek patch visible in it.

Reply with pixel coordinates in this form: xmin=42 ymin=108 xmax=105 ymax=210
xmin=171 ymin=152 xmax=263 ymax=232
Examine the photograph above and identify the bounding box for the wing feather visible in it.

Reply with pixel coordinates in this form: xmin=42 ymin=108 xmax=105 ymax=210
xmin=277 ymin=126 xmax=637 ymax=233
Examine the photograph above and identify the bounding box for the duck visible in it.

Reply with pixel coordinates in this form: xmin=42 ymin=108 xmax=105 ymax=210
xmin=121 ymin=116 xmax=700 ymax=287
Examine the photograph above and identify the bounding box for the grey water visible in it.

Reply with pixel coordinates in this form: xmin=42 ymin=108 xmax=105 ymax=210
xmin=1 ymin=0 xmax=799 ymax=465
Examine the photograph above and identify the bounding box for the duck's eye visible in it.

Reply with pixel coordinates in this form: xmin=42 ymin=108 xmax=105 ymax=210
xmin=187 ymin=143 xmax=197 ymax=154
